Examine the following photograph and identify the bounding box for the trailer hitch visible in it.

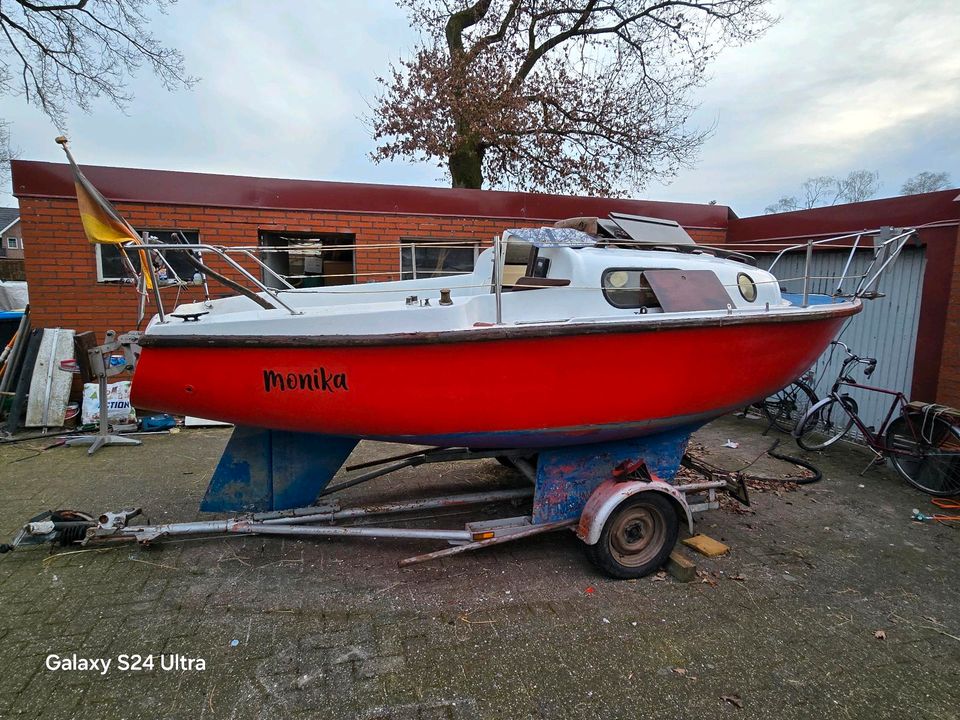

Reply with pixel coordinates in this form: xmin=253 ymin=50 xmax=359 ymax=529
xmin=0 ymin=510 xmax=97 ymax=553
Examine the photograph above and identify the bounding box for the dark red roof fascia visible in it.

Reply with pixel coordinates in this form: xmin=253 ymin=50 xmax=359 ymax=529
xmin=10 ymin=160 xmax=730 ymax=229
xmin=728 ymin=189 xmax=960 ymax=243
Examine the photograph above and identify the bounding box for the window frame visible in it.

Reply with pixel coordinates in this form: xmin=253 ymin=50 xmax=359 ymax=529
xmin=399 ymin=237 xmax=481 ymax=280
xmin=95 ymin=229 xmax=200 ymax=283
xmin=601 ymin=267 xmax=665 ymax=310
xmin=5 ymin=237 xmax=17 ymax=250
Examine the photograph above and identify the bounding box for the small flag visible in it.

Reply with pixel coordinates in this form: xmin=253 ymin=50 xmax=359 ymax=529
xmin=55 ymin=136 xmax=153 ymax=289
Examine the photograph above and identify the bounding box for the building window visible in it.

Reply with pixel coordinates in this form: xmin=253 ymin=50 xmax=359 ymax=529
xmin=258 ymin=231 xmax=355 ymax=289
xmin=5 ymin=237 xmax=16 ymax=249
xmin=400 ymin=239 xmax=480 ymax=280
xmin=96 ymin=230 xmax=200 ymax=283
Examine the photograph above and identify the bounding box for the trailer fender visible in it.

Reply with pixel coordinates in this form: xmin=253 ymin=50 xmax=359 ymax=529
xmin=577 ymin=479 xmax=693 ymax=546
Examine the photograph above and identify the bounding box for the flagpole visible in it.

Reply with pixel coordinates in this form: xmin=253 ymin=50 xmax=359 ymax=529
xmin=55 ymin=136 xmax=166 ymax=324
xmin=142 ymin=232 xmax=166 ymax=324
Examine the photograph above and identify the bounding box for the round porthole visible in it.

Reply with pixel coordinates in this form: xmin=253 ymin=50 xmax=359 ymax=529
xmin=737 ymin=273 xmax=757 ymax=302
xmin=607 ymin=270 xmax=629 ymax=288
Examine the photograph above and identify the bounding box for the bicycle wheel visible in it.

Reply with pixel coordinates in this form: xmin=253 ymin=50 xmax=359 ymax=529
xmin=763 ymin=379 xmax=818 ymax=433
xmin=796 ymin=396 xmax=858 ymax=451
xmin=885 ymin=415 xmax=960 ymax=496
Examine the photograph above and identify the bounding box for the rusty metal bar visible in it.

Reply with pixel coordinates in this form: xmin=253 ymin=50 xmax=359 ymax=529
xmin=242 ymin=524 xmax=473 ymax=542
xmin=262 ymin=488 xmax=533 ymax=526
xmin=672 ymin=480 xmax=729 ymax=494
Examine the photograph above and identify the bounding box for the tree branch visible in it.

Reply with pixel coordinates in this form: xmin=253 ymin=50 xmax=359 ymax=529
xmin=14 ymin=0 xmax=88 ymax=12
xmin=444 ymin=0 xmax=493 ymax=54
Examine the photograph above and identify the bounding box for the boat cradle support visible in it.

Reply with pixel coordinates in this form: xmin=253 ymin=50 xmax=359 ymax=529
xmin=199 ymin=423 xmax=699 ymax=522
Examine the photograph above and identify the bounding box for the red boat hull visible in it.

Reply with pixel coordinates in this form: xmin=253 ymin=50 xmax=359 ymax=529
xmin=132 ymin=309 xmax=854 ymax=448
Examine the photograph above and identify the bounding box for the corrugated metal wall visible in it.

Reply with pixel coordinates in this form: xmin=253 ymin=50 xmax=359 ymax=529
xmin=757 ymin=247 xmax=926 ymax=432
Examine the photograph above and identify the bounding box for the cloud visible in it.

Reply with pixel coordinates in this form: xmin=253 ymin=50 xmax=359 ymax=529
xmin=644 ymin=0 xmax=960 ymax=213
xmin=2 ymin=0 xmax=957 ymax=216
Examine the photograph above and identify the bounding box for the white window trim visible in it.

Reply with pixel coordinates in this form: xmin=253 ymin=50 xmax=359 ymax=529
xmin=399 ymin=237 xmax=480 ymax=280
xmin=95 ymin=243 xmax=123 ymax=282
xmin=5 ymin=236 xmax=17 ymax=249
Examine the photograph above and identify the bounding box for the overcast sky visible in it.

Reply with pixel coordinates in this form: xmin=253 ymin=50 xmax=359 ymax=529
xmin=2 ymin=0 xmax=958 ymax=215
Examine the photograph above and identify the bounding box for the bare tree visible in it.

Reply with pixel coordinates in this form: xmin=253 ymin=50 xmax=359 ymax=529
xmin=371 ymin=0 xmax=774 ymax=195
xmin=765 ymin=170 xmax=881 ymax=214
xmin=763 ymin=195 xmax=800 ymax=214
xmin=901 ymin=171 xmax=952 ymax=195
xmin=799 ymin=175 xmax=838 ymax=208
xmin=0 ymin=120 xmax=15 ymax=185
xmin=835 ymin=169 xmax=879 ymax=204
xmin=0 ymin=0 xmax=195 ymax=127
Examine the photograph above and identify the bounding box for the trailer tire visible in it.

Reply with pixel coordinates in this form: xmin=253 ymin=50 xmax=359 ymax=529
xmin=585 ymin=492 xmax=679 ymax=579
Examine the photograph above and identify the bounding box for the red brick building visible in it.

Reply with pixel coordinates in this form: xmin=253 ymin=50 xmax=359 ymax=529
xmin=9 ymin=160 xmax=960 ymax=408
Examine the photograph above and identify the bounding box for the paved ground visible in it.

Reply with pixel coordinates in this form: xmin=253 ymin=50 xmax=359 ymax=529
xmin=0 ymin=414 xmax=957 ymax=719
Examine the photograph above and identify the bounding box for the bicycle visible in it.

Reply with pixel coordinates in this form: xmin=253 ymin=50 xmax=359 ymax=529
xmin=761 ymin=372 xmax=818 ymax=434
xmin=794 ymin=341 xmax=960 ymax=496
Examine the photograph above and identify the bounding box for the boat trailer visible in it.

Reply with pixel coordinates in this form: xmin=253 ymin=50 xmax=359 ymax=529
xmin=1 ymin=429 xmax=759 ymax=578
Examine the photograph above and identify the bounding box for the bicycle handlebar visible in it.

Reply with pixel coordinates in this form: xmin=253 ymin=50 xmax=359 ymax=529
xmin=831 ymin=341 xmax=877 ymax=378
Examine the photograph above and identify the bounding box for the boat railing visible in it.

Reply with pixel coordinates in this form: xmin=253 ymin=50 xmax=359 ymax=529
xmin=748 ymin=226 xmax=918 ymax=307
xmin=123 ymin=225 xmax=919 ymax=324
xmin=127 ymin=235 xmax=494 ymax=322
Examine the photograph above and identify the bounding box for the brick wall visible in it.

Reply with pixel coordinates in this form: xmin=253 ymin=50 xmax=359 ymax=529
xmin=937 ymin=225 xmax=960 ymax=407
xmin=19 ymin=197 xmax=726 ymax=339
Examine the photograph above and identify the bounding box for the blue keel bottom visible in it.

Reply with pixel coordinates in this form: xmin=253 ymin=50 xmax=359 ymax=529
xmin=531 ymin=426 xmax=696 ymax=524
xmin=200 ymin=426 xmax=358 ymax=512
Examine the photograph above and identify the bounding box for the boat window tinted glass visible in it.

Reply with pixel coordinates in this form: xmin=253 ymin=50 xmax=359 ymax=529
xmin=504 ymin=240 xmax=532 ymax=265
xmin=96 ymin=230 xmax=200 ymax=284
xmin=602 ymin=269 xmax=662 ymax=309
xmin=400 ymin=239 xmax=479 ymax=280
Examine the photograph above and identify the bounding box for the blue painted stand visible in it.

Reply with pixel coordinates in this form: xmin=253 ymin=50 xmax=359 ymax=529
xmin=200 ymin=426 xmax=358 ymax=512
xmin=531 ymin=426 xmax=695 ymax=524
xmin=201 ymin=424 xmax=697 ymax=521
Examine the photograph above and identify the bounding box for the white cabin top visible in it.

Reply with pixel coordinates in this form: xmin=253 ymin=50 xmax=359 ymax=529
xmin=150 ymin=214 xmax=795 ymax=338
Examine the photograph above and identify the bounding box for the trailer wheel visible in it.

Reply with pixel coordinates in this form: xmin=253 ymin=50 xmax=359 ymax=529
xmin=585 ymin=493 xmax=679 ymax=579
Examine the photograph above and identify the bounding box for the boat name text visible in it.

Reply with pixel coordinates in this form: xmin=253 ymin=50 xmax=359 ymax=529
xmin=263 ymin=369 xmax=349 ymax=393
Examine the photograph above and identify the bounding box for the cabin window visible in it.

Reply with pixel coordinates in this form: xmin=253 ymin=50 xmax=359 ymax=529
xmin=604 ymin=268 xmax=734 ymax=312
xmin=96 ymin=230 xmax=200 ymax=284
xmin=602 ymin=269 xmax=662 ymax=309
xmin=499 ymin=239 xmax=553 ymax=288
xmin=400 ymin=238 xmax=479 ymax=280
xmin=737 ymin=273 xmax=758 ymax=302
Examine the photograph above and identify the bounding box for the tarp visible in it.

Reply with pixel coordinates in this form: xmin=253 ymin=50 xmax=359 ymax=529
xmin=505 ymin=227 xmax=598 ymax=248
xmin=0 ymin=281 xmax=28 ymax=311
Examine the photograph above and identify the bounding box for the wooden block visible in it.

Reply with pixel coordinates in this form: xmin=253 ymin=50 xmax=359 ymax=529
xmin=681 ymin=534 xmax=730 ymax=558
xmin=666 ymin=550 xmax=697 ymax=582
xmin=74 ymin=332 xmax=97 ymax=383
